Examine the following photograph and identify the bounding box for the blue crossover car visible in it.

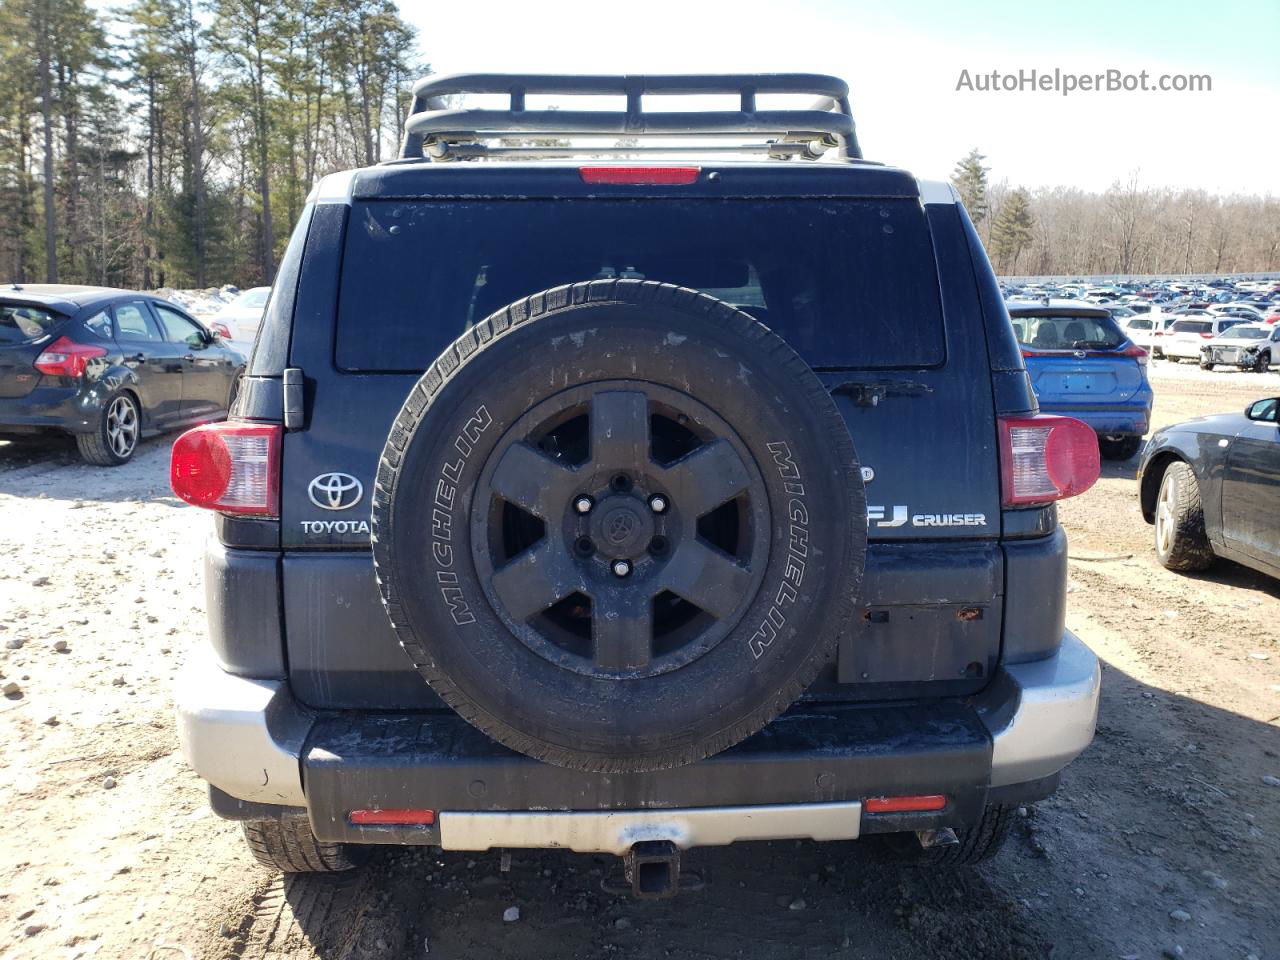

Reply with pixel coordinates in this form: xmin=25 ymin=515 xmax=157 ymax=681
xmin=1008 ymin=299 xmax=1154 ymax=460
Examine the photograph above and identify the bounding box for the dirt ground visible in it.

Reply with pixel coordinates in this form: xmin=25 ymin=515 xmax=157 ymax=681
xmin=1 ymin=360 xmax=1277 ymax=960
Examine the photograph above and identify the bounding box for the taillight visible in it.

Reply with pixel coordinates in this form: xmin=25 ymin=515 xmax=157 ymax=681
xmin=170 ymin=422 xmax=280 ymax=516
xmin=1117 ymin=342 xmax=1148 ymax=365
xmin=1199 ymin=332 xmax=1214 ymax=339
xmin=34 ymin=336 xmax=107 ymax=378
xmin=209 ymin=321 xmax=232 ymax=339
xmin=579 ymin=166 xmax=700 ymax=185
xmin=999 ymin=415 xmax=1100 ymax=506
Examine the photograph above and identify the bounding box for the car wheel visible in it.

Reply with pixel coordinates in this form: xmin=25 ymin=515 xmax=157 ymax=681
xmin=75 ymin=392 xmax=140 ymax=466
xmin=241 ymin=819 xmax=365 ymax=873
xmin=1256 ymin=353 xmax=1271 ymax=374
xmin=1098 ymin=435 xmax=1142 ymax=461
xmin=872 ymin=803 xmax=1014 ymax=866
xmin=1153 ymin=461 xmax=1215 ymax=572
xmin=372 ymin=280 xmax=867 ymax=773
xmin=1199 ymin=360 xmax=1214 ymax=370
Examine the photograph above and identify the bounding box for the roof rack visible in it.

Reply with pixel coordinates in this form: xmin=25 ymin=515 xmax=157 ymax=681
xmin=397 ymin=73 xmax=862 ymax=163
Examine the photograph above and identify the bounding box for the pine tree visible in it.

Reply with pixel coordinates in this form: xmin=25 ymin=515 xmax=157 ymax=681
xmin=990 ymin=188 xmax=1035 ymax=274
xmin=951 ymin=148 xmax=989 ymax=225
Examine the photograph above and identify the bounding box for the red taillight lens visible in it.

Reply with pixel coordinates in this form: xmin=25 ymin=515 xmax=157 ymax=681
xmin=209 ymin=321 xmax=231 ymax=339
xmin=170 ymin=422 xmax=280 ymax=516
xmin=349 ymin=809 xmax=435 ymax=826
xmin=579 ymin=166 xmax=700 ymax=185
xmin=1117 ymin=342 xmax=1148 ymax=365
xmin=34 ymin=336 xmax=107 ymax=378
xmin=999 ymin=415 xmax=1100 ymax=506
xmin=1199 ymin=332 xmax=1214 ymax=339
xmin=864 ymin=795 xmax=948 ymax=814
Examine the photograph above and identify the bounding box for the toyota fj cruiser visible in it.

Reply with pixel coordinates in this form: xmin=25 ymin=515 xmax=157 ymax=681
xmin=171 ymin=74 xmax=1102 ymax=897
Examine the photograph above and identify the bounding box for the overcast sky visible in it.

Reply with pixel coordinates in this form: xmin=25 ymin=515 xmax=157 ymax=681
xmin=395 ymin=0 xmax=1279 ymax=195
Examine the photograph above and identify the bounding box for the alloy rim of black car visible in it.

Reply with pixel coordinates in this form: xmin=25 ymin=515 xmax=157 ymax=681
xmin=106 ymin=395 xmax=138 ymax=459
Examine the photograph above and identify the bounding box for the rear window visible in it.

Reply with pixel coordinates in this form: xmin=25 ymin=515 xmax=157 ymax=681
xmin=1172 ymin=320 xmax=1211 ymax=334
xmin=0 ymin=303 xmax=60 ymax=345
xmin=1013 ymin=313 xmax=1123 ymax=350
xmin=335 ymin=199 xmax=945 ymax=370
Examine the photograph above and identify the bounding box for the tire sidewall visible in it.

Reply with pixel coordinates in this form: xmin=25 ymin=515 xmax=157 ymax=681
xmin=374 ymin=291 xmax=865 ymax=767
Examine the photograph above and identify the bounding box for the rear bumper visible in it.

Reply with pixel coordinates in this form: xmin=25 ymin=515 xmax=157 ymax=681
xmin=175 ymin=632 xmax=1100 ymax=849
xmin=0 ymin=386 xmax=99 ymax=434
xmin=1037 ymin=398 xmax=1151 ymax=437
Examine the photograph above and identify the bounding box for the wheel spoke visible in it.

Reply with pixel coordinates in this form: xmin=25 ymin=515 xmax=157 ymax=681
xmin=658 ymin=439 xmax=752 ymax=518
xmin=490 ymin=541 xmax=582 ymax=622
xmin=490 ymin=442 xmax=580 ymax=519
xmin=660 ymin=540 xmax=755 ymax=621
xmin=589 ymin=391 xmax=650 ymax=470
xmin=593 ymin=587 xmax=653 ymax=671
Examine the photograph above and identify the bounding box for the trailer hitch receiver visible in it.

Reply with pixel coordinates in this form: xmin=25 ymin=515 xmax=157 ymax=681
xmin=624 ymin=840 xmax=682 ymax=899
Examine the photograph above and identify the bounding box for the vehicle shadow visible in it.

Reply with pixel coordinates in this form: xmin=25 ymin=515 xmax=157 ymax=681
xmin=252 ymin=659 xmax=1279 ymax=960
xmin=0 ymin=436 xmax=188 ymax=507
xmin=1180 ymin=558 xmax=1280 ymax=599
xmin=1098 ymin=457 xmax=1140 ymax=480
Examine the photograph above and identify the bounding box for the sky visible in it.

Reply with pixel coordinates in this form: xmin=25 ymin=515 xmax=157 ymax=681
xmin=394 ymin=0 xmax=1279 ymax=195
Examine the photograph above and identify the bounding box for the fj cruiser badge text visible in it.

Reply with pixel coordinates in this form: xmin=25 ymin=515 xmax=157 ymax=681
xmin=308 ymin=472 xmax=363 ymax=510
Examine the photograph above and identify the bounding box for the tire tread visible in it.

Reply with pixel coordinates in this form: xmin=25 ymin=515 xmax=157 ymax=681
xmin=241 ymin=819 xmax=362 ymax=874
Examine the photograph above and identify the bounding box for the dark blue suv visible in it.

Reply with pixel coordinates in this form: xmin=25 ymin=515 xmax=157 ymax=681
xmin=1008 ymin=299 xmax=1154 ymax=460
xmin=168 ymin=73 xmax=1103 ymax=897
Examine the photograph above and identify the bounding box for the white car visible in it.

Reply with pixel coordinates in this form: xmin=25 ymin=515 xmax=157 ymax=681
xmin=1199 ymin=323 xmax=1280 ymax=373
xmin=1162 ymin=315 xmax=1247 ymax=362
xmin=208 ymin=287 xmax=271 ymax=346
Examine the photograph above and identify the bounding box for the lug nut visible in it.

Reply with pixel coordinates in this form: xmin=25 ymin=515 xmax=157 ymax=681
xmin=648 ymin=495 xmax=668 ymax=514
xmin=574 ymin=495 xmax=594 ymax=514
xmin=611 ymin=559 xmax=632 ymax=578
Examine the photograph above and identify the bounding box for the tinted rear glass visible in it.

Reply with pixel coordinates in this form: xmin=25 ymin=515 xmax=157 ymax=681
xmin=1012 ymin=313 xmax=1123 ymax=350
xmin=0 ymin=303 xmax=60 ymax=345
xmin=336 ymin=199 xmax=945 ymax=370
xmin=1172 ymin=320 xmax=1211 ymax=334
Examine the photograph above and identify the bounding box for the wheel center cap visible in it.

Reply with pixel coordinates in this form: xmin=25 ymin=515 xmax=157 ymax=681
xmin=589 ymin=497 xmax=654 ymax=558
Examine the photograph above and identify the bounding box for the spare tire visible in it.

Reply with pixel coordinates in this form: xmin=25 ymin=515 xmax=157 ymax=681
xmin=372 ymin=280 xmax=866 ymax=772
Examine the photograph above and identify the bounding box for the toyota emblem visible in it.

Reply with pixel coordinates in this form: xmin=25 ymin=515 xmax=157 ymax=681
xmin=308 ymin=472 xmax=364 ymax=511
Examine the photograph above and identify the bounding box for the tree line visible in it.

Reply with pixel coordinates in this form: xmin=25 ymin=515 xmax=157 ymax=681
xmin=951 ymin=149 xmax=1280 ymax=277
xmin=0 ymin=0 xmax=423 ymax=290
xmin=2 ymin=6 xmax=1277 ymax=293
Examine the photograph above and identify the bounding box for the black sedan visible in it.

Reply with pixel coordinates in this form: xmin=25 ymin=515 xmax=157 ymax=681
xmin=0 ymin=285 xmax=245 ymax=465
xmin=1138 ymin=397 xmax=1280 ymax=579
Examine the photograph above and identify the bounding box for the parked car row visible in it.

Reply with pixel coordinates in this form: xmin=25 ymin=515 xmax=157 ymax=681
xmin=1004 ymin=277 xmax=1280 ymax=371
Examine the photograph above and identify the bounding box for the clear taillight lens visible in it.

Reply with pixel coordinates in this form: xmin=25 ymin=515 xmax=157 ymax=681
xmin=999 ymin=415 xmax=1100 ymax=506
xmin=170 ymin=422 xmax=280 ymax=516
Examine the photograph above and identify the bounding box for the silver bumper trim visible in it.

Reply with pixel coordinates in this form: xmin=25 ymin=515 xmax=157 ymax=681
xmin=173 ymin=647 xmax=310 ymax=806
xmin=985 ymin=630 xmax=1101 ymax=787
xmin=175 ymin=631 xmax=1099 ymax=811
xmin=438 ymin=803 xmax=862 ymax=855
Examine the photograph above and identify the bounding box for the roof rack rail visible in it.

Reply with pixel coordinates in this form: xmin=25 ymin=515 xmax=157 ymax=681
xmin=397 ymin=73 xmax=863 ymax=163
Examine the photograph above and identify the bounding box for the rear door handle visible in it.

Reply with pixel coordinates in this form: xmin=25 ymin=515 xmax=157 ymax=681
xmin=183 ymin=354 xmax=196 ymax=362
xmin=126 ymin=352 xmax=145 ymax=363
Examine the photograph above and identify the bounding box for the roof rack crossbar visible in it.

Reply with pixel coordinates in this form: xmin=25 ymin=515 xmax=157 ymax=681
xmin=398 ymin=73 xmax=862 ymax=162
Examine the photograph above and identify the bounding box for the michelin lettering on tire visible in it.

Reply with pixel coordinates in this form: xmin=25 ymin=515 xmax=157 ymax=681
xmin=429 ymin=404 xmax=492 ymax=626
xmin=749 ymin=440 xmax=810 ymax=660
